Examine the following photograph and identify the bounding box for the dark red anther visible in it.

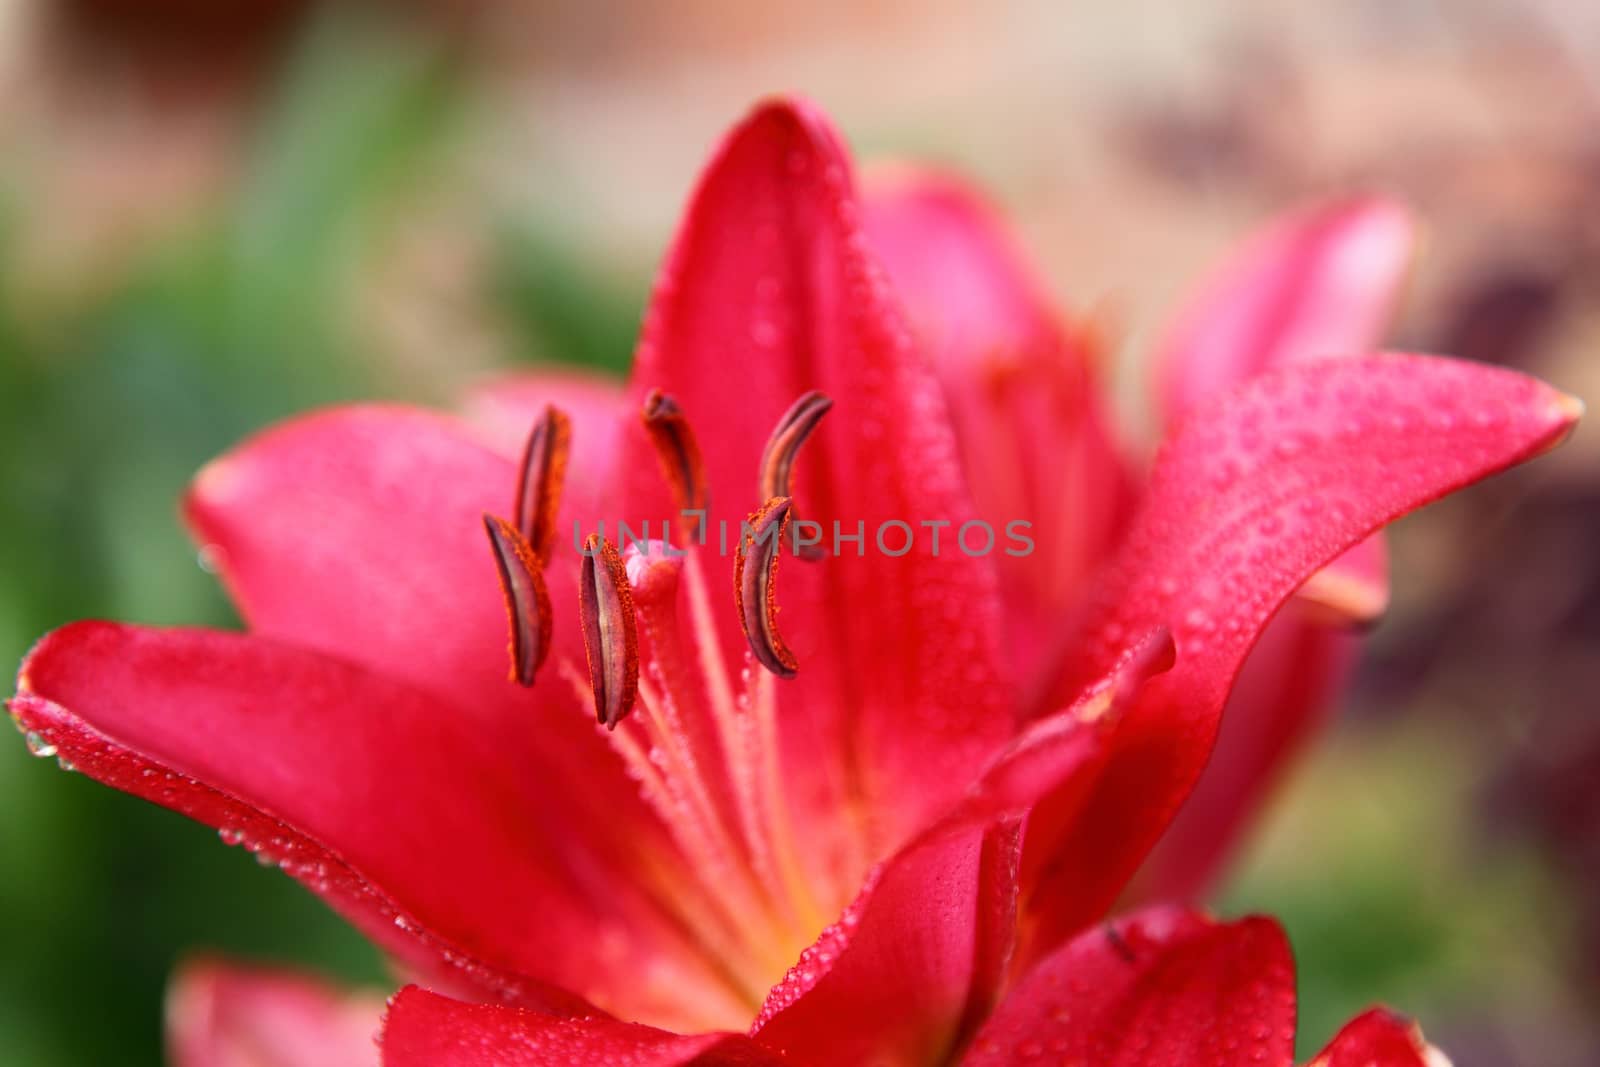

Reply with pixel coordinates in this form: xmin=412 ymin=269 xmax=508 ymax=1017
xmin=579 ymin=534 xmax=640 ymax=728
xmin=734 ymin=497 xmax=797 ymax=678
xmin=759 ymin=391 xmax=831 ymax=560
xmin=514 ymin=405 xmax=571 ymax=561
xmin=641 ymin=390 xmax=709 ymax=538
xmin=483 ymin=514 xmax=553 ymax=686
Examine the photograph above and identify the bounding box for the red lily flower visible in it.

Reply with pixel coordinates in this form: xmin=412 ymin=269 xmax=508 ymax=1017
xmin=864 ymin=174 xmax=1414 ymax=900
xmin=7 ymin=96 xmax=1578 ymax=1066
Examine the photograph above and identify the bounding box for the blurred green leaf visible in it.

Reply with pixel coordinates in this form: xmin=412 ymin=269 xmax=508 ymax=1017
xmin=0 ymin=9 xmax=465 ymax=1065
xmin=1220 ymin=723 xmax=1582 ymax=1059
xmin=490 ymin=224 xmax=645 ymax=375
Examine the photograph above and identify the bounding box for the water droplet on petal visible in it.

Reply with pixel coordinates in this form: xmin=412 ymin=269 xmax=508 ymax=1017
xmin=750 ymin=317 xmax=780 ymax=348
xmin=24 ymin=732 xmax=57 ymax=759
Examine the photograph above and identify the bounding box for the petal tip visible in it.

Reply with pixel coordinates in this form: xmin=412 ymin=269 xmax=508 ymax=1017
xmin=188 ymin=455 xmax=239 ymax=509
xmin=745 ymin=92 xmax=825 ymax=125
xmin=1535 ymin=389 xmax=1584 ymax=456
xmin=13 ymin=620 xmax=103 ymax=695
xmin=1296 ymin=568 xmax=1390 ymax=627
xmin=1554 ymin=389 xmax=1585 ymax=425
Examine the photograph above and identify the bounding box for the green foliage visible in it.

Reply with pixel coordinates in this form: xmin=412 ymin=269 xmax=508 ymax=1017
xmin=490 ymin=223 xmax=646 ymax=375
xmin=0 ymin=10 xmax=463 ymax=1064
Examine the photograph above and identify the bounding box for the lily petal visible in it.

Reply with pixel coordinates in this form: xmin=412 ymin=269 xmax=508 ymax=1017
xmin=863 ymin=167 xmax=1136 ymax=677
xmin=617 ymin=97 xmax=1013 ymax=901
xmin=179 ymin=404 xmax=751 ymax=1026
xmin=1157 ymin=202 xmax=1408 ymax=630
xmin=1141 ymin=200 xmax=1409 ymax=898
xmin=962 ymin=908 xmax=1295 ymax=1066
xmin=380 ymin=988 xmax=785 ymax=1067
xmin=461 ymin=367 xmax=625 ymax=466
xmin=1310 ymin=1008 xmax=1450 ymax=1067
xmin=1134 ymin=613 xmax=1358 ymax=901
xmin=1155 ymin=197 xmax=1415 ymax=422
xmin=1028 ymin=354 xmax=1579 ymax=954
xmin=166 ymin=958 xmax=382 ymax=1067
xmin=751 ymin=632 xmax=1171 ymax=1066
xmin=1296 ymin=535 xmax=1389 ymax=626
xmin=9 ymin=622 xmax=745 ymax=1030
xmin=182 ymin=406 xmax=591 ymax=744
xmin=751 ymin=820 xmax=1024 ymax=1066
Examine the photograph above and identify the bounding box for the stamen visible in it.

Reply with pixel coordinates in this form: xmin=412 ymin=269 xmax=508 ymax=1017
xmin=734 ymin=497 xmax=797 ymax=678
xmin=514 ymin=405 xmax=571 ymax=561
xmin=483 ymin=514 xmax=553 ymax=686
xmin=641 ymin=390 xmax=709 ymax=536
xmin=758 ymin=391 xmax=832 ymax=560
xmin=759 ymin=390 xmax=832 ymax=500
xmin=579 ymin=534 xmax=640 ymax=728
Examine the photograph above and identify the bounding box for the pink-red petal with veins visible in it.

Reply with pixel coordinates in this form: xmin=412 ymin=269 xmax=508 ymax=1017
xmin=11 ymin=622 xmax=744 ymax=1029
xmin=1309 ymin=1008 xmax=1448 ymax=1067
xmin=1026 ymin=354 xmax=1579 ymax=955
xmin=616 ymin=97 xmax=1013 ymax=908
xmin=380 ymin=988 xmax=786 ymax=1067
xmin=863 ymin=166 xmax=1136 ymax=678
xmin=962 ymin=907 xmax=1296 ymax=1066
xmin=751 ymin=631 xmax=1172 ymax=1066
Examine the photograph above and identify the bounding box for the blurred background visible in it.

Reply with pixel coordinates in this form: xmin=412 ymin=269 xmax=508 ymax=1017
xmin=1 ymin=1 xmax=1597 ymax=1063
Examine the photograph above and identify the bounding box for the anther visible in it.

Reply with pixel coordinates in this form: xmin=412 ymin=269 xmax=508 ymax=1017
xmin=759 ymin=391 xmax=831 ymax=559
xmin=734 ymin=497 xmax=798 ymax=678
xmin=483 ymin=515 xmax=553 ymax=686
xmin=641 ymin=390 xmax=709 ymax=536
xmin=514 ymin=405 xmax=571 ymax=561
xmin=579 ymin=534 xmax=640 ymax=728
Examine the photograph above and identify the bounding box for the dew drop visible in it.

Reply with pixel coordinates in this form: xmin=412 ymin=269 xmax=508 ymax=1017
xmin=750 ymin=318 xmax=780 ymax=348
xmin=24 ymin=732 xmax=57 ymax=759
